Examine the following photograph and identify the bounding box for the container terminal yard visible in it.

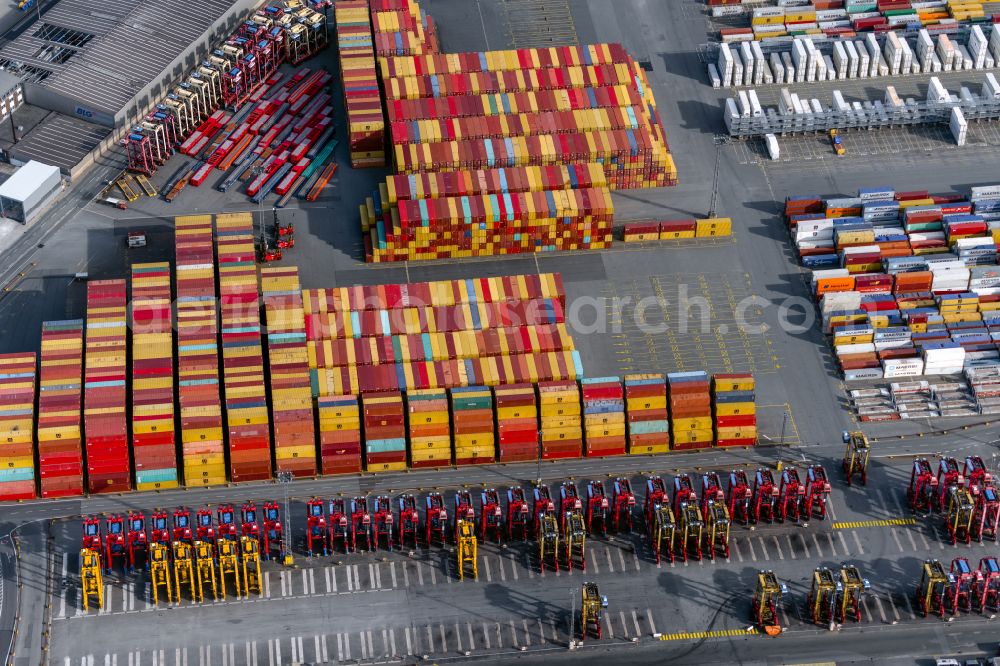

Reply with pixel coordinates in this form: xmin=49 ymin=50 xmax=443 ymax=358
xmin=1 ymin=0 xmax=1000 ymax=665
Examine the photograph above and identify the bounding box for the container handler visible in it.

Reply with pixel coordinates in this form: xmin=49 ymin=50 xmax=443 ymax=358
xmin=329 ymin=498 xmax=351 ymax=552
xmin=127 ymin=512 xmax=148 ymax=573
xmin=351 ymin=497 xmax=373 ymax=552
xmin=701 ymin=473 xmax=725 ymax=515
xmin=650 ymin=504 xmax=676 ymax=565
xmin=538 ymin=513 xmax=560 ymax=572
xmin=971 ymin=486 xmax=1000 ymax=542
xmin=908 ymin=459 xmax=938 ymax=514
xmin=585 ymin=481 xmax=609 ymax=537
xmin=778 ymin=468 xmax=805 ymax=523
xmin=803 ymin=465 xmax=832 ymax=520
xmin=217 ymin=538 xmax=243 ymax=598
xmin=80 ymin=548 xmax=104 ymax=611
xmin=262 ymin=501 xmax=283 ymax=560
xmin=559 ymin=482 xmax=583 ymax=533
xmin=454 ymin=491 xmax=476 ymax=543
xmin=172 ymin=508 xmax=193 ymax=544
xmin=645 ymin=476 xmax=670 ymax=525
xmin=172 ymin=541 xmax=196 ymax=603
xmin=751 ymin=570 xmax=786 ymax=635
xmin=194 ymin=541 xmax=219 ymax=601
xmin=149 ymin=542 xmax=173 ymax=605
xmin=425 ymin=493 xmax=448 ymax=546
xmin=964 ymin=455 xmax=993 ymax=491
xmin=533 ymin=485 xmax=556 ymax=531
xmin=82 ymin=517 xmax=102 ymax=552
xmin=456 ymin=519 xmax=478 ymax=580
xmin=948 ymin=557 xmax=979 ymax=614
xmin=373 ymin=496 xmax=394 ymax=551
xmin=196 ymin=509 xmax=216 ymax=552
xmin=975 ymin=557 xmax=1000 ymax=613
xmin=480 ymin=489 xmax=504 ymax=543
xmin=611 ymin=478 xmax=636 ymax=533
xmin=241 ymin=535 xmax=263 ymax=596
xmin=752 ymin=469 xmax=779 ymax=524
xmin=564 ymin=511 xmax=587 ymax=571
xmin=841 ymin=431 xmax=871 ymax=486
xmin=672 ymin=474 xmax=697 ymax=516
xmin=240 ymin=502 xmax=260 ymax=543
xmin=676 ymin=499 xmax=704 ymax=562
xmin=398 ymin=495 xmax=420 ymax=549
xmin=945 ymin=486 xmax=975 ymax=546
xmin=150 ymin=511 xmax=170 ymax=547
xmin=838 ymin=565 xmax=870 ymax=623
xmin=579 ymin=582 xmax=607 ymax=640
xmin=727 ymin=471 xmax=753 ymax=525
xmin=506 ymin=488 xmax=531 ymax=541
xmin=915 ymin=559 xmax=951 ymax=617
xmin=104 ymin=515 xmax=126 ymax=574
xmin=937 ymin=458 xmax=966 ymax=513
xmin=806 ymin=567 xmax=840 ymax=626
xmin=306 ymin=498 xmax=328 ymax=556
xmin=217 ymin=504 xmax=238 ymax=542
xmin=703 ymin=500 xmax=730 ymax=560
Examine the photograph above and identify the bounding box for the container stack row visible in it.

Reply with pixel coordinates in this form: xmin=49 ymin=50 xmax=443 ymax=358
xmin=175 ymin=215 xmax=226 ymax=487
xmin=580 ymin=377 xmax=626 ymax=457
xmin=84 ymin=280 xmax=131 ymax=493
xmin=407 ymin=388 xmax=450 ymax=468
xmin=335 ymin=0 xmax=385 ymax=167
xmin=37 ymin=321 xmax=84 ymax=498
xmin=215 ymin=212 xmax=272 ymax=482
xmin=623 ymin=374 xmax=670 ymax=455
xmin=712 ymin=373 xmax=757 ymax=447
xmin=623 ymin=217 xmax=733 ymax=242
xmin=369 ymin=0 xmax=439 ymax=58
xmin=494 ymin=383 xmax=538 ymax=462
xmin=261 ymin=267 xmax=317 ymax=476
xmin=451 ymin=385 xmax=495 ymax=465
xmin=130 ymin=263 xmax=179 ymax=490
xmin=537 ymin=380 xmax=582 ymax=460
xmin=316 ymin=395 xmax=363 ymax=474
xmin=0 ymin=353 xmax=36 ymax=500
xmin=668 ymin=372 xmax=713 ymax=451
xmin=362 ymin=392 xmax=406 ymax=471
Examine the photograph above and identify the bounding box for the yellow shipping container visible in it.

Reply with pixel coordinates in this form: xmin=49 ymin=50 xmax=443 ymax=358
xmin=672 ymin=429 xmax=715 ymax=444
xmin=672 ymin=417 xmax=713 ymax=431
xmin=714 ymin=402 xmax=756 ymax=417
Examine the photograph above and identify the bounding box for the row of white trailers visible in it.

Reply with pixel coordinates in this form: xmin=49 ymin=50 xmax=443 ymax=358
xmin=710 ymin=24 xmax=1000 ymax=88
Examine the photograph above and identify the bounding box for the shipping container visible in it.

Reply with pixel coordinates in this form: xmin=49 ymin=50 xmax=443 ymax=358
xmin=580 ymin=377 xmax=626 ymax=457
xmin=37 ymin=320 xmax=84 ymax=498
xmin=335 ymin=0 xmax=386 ymax=167
xmin=215 ymin=212 xmax=273 ymax=482
xmin=624 ymin=374 xmax=669 ymax=454
xmin=407 ymin=388 xmax=451 ymax=467
xmin=316 ymin=395 xmax=363 ymax=474
xmin=450 ymin=385 xmax=495 ymax=465
xmin=537 ymin=380 xmax=582 ymax=460
xmin=712 ymin=373 xmax=757 ymax=447
xmin=667 ymin=372 xmax=713 ymax=451
xmin=0 ymin=352 xmax=36 ymax=500
xmin=362 ymin=391 xmax=406 ymax=470
xmin=494 ymin=383 xmax=539 ymax=462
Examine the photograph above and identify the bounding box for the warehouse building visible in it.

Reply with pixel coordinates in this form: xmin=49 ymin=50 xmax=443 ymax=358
xmin=0 ymin=159 xmax=62 ymax=223
xmin=0 ymin=0 xmax=259 ymax=177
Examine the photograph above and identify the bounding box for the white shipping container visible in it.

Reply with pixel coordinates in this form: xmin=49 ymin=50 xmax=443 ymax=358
xmin=845 ymin=40 xmax=860 ymax=78
xmin=765 ymin=133 xmax=780 ymax=160
xmin=771 ymin=53 xmax=785 ymax=84
xmin=737 ymin=90 xmax=751 ymax=117
xmin=856 ymin=40 xmax=870 ymax=78
xmin=708 ymin=63 xmax=722 ymax=88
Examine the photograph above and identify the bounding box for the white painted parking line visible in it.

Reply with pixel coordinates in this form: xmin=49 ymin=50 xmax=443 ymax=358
xmin=366 ymin=630 xmax=375 ymax=658
xmin=390 ymin=562 xmax=398 ymax=588
xmin=429 ymin=560 xmax=437 ymax=585
xmin=368 ymin=563 xmax=377 ymax=589
xmin=811 ymin=534 xmax=823 ymax=558
xmin=872 ymin=594 xmax=887 ymax=623
xmin=510 ymin=619 xmax=518 ymax=647
xmin=618 ymin=549 xmax=627 ymax=572
xmin=323 ymin=567 xmax=331 ymax=593
xmin=359 ymin=632 xmax=368 ymax=660
xmin=525 ymin=552 xmax=535 ymax=578
xmin=797 ymin=533 xmax=809 ymax=558
xmin=757 ymin=537 xmax=769 ymax=561
xmin=467 ymin=622 xmax=476 ymax=650
xmin=890 ymin=529 xmax=905 ymax=553
xmin=198 ymin=646 xmax=204 ymax=666
xmin=309 ymin=569 xmax=316 ymax=595
xmin=425 ymin=625 xmax=434 ymax=653
xmin=297 ymin=637 xmax=305 ymax=663
xmin=605 ymin=546 xmax=614 ymax=572
xmin=320 ymin=635 xmax=328 ymax=663
xmin=402 ymin=561 xmax=410 ymax=587
xmin=335 ymin=634 xmax=343 ymax=662
xmin=389 ymin=628 xmax=397 ymax=656
xmin=917 ymin=531 xmax=930 ymax=551
xmin=523 ymin=619 xmax=532 ymax=646
xmin=632 ymin=609 xmax=641 ymax=635
xmin=273 ymin=639 xmax=280 ymax=666
xmin=300 ymin=570 xmax=308 ymax=595
xmin=851 ymin=531 xmax=865 ymax=555
xmin=280 ymin=571 xmax=288 ymax=597
xmin=343 ymin=633 xmax=352 ymax=660
xmin=589 ymin=548 xmax=599 ymax=573
xmin=604 ymin=614 xmax=614 ymax=639
xmin=495 ymin=622 xmax=503 ymax=648
xmin=100 ymin=585 xmax=111 ymax=614
xmin=548 ymin=620 xmax=558 ymax=644
xmin=887 ymin=594 xmax=901 ymax=622
xmin=827 ymin=502 xmax=837 ymax=522
xmin=262 ymin=572 xmax=271 ymax=598
xmin=772 ymin=536 xmax=784 ymax=560
xmin=483 ymin=556 xmax=492 ymax=582
xmin=745 ymin=537 xmax=757 ymax=560
xmin=405 ymin=627 xmax=413 ymax=655
xmin=646 ymin=608 xmax=657 ymax=635
xmin=290 ymin=636 xmax=298 ymax=664
xmin=619 ymin=611 xmax=629 ymax=637
xmin=836 ymin=531 xmax=849 ymax=556
xmin=416 ymin=561 xmax=424 ymax=586
xmin=439 ymin=624 xmax=447 ymax=653
xmin=374 ymin=563 xmax=382 ymax=589
xmin=497 ymin=555 xmax=506 ymax=582
xmin=482 ymin=621 xmax=491 ymax=649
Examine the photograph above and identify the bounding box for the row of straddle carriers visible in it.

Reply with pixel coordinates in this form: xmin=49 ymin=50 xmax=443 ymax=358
xmin=908 ymin=456 xmax=999 ymax=545
xmin=916 ymin=557 xmax=1000 ymax=618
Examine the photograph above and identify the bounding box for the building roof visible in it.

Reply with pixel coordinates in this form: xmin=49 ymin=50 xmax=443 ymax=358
xmin=0 ymin=160 xmax=59 ymax=201
xmin=0 ymin=70 xmax=20 ymax=96
xmin=0 ymin=0 xmax=236 ymax=115
xmin=10 ymin=114 xmax=110 ymax=174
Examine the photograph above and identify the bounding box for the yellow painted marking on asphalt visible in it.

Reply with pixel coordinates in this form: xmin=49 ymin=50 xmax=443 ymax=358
xmin=659 ymin=628 xmax=757 ymax=641
xmin=832 ymin=518 xmax=917 ymax=529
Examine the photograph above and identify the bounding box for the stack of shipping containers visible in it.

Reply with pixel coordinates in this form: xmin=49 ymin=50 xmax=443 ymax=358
xmin=37 ymin=321 xmax=85 ymax=498
xmin=0 ymin=353 xmax=36 ymax=500
xmin=712 ymin=373 xmax=758 ymax=447
xmin=369 ymin=0 xmax=438 ymax=57
xmin=84 ymin=280 xmax=131 ymax=493
xmin=215 ymin=213 xmax=272 ymax=482
xmin=261 ymin=267 xmax=317 ymax=476
xmin=450 ymin=385 xmax=495 ymax=465
xmin=667 ymin=372 xmax=713 ymax=450
xmin=623 ymin=374 xmax=669 ymax=455
xmin=407 ymin=388 xmax=451 ymax=468
xmin=580 ymin=377 xmax=626 ymax=457
xmin=335 ymin=0 xmax=386 ymax=167
xmin=537 ymin=380 xmax=582 ymax=459
xmin=316 ymin=395 xmax=362 ymax=473
xmin=175 ymin=215 xmax=226 ymax=487
xmin=362 ymin=391 xmax=406 ymax=471
xmin=130 ymin=263 xmax=179 ymax=490
xmin=493 ymin=383 xmax=538 ymax=462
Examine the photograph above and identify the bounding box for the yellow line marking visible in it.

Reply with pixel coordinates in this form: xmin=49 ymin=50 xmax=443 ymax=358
xmin=832 ymin=518 xmax=917 ymax=529
xmin=659 ymin=628 xmax=757 ymax=641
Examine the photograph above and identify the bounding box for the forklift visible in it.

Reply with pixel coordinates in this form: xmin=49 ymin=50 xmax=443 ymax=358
xmin=752 ymin=570 xmax=787 ymax=635
xmin=841 ymin=431 xmax=870 ymax=486
xmin=579 ymin=582 xmax=608 ymax=641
